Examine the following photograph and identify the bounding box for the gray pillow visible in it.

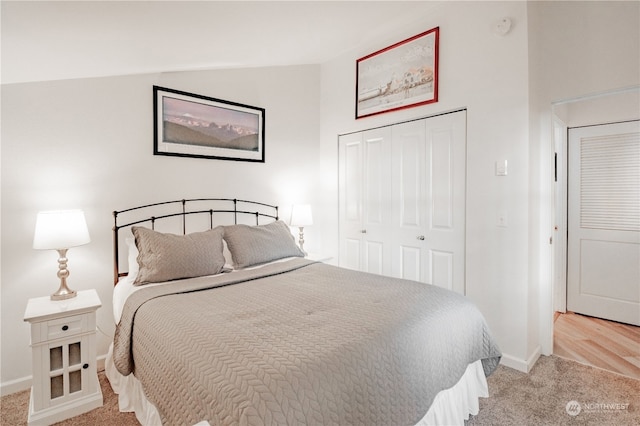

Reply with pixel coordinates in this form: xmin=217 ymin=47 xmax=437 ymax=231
xmin=132 ymin=226 xmax=226 ymax=285
xmin=223 ymin=220 xmax=304 ymax=269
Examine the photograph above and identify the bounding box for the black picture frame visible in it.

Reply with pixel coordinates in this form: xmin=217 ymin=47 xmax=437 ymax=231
xmin=153 ymin=86 xmax=265 ymax=162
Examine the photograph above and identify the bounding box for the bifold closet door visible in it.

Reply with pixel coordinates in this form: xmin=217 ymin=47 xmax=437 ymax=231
xmin=339 ymin=111 xmax=466 ymax=294
xmin=391 ymin=111 xmax=466 ymax=294
xmin=338 ymin=127 xmax=393 ymax=275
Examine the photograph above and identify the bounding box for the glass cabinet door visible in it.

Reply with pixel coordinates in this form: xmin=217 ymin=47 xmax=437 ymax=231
xmin=47 ymin=338 xmax=88 ymax=403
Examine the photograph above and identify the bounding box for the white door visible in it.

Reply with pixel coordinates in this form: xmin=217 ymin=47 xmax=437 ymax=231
xmin=391 ymin=111 xmax=467 ymax=294
xmin=391 ymin=120 xmax=426 ymax=282
xmin=567 ymin=120 xmax=640 ymax=326
xmin=338 ymin=127 xmax=393 ymax=275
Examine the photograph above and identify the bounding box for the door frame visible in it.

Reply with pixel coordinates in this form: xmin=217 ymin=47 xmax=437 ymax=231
xmin=555 ymin=118 xmax=640 ymax=315
xmin=553 ymin=116 xmax=568 ymax=314
xmin=566 ymin=120 xmax=640 ymax=324
xmin=548 ymin=87 xmax=640 ymax=350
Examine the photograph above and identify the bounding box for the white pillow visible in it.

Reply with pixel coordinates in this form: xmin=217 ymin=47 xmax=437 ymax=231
xmin=222 ymin=239 xmax=234 ymax=270
xmin=126 ymin=237 xmax=139 ymax=280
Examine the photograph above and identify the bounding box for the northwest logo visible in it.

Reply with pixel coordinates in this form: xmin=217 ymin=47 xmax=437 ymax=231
xmin=566 ymin=400 xmax=582 ymax=416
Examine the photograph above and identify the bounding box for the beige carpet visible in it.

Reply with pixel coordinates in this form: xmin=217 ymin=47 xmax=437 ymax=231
xmin=467 ymin=355 xmax=640 ymax=425
xmin=0 ymin=371 xmax=139 ymax=426
xmin=1 ymin=355 xmax=638 ymax=425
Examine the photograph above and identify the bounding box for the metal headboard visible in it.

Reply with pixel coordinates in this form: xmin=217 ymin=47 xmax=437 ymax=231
xmin=112 ymin=198 xmax=279 ymax=285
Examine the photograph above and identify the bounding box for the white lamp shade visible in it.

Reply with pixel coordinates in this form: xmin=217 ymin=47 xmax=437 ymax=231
xmin=33 ymin=210 xmax=91 ymax=250
xmin=290 ymin=204 xmax=313 ymax=227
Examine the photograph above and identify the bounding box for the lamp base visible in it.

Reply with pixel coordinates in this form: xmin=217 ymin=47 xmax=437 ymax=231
xmin=51 ymin=288 xmax=77 ymax=301
xmin=51 ymin=248 xmax=77 ymax=300
xmin=297 ymin=226 xmax=307 ymax=255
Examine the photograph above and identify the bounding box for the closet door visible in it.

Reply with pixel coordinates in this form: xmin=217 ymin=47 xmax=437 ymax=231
xmin=391 ymin=120 xmax=426 ymax=281
xmin=338 ymin=132 xmax=363 ymax=271
xmin=391 ymin=111 xmax=466 ymax=294
xmin=338 ymin=127 xmax=393 ymax=275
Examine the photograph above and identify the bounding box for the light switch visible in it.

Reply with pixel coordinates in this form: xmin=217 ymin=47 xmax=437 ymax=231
xmin=496 ymin=160 xmax=508 ymax=176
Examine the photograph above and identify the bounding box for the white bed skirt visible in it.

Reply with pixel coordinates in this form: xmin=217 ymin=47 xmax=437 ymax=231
xmin=415 ymin=360 xmax=488 ymax=425
xmin=105 ymin=344 xmax=488 ymax=426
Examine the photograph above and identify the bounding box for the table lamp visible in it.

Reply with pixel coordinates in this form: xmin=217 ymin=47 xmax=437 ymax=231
xmin=33 ymin=210 xmax=91 ymax=300
xmin=290 ymin=204 xmax=313 ymax=254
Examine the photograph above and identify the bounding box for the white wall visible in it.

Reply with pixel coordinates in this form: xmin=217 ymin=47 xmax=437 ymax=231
xmin=1 ymin=65 xmax=322 ymax=392
xmin=319 ymin=1 xmax=534 ymax=370
xmin=527 ymin=0 xmax=640 ymax=355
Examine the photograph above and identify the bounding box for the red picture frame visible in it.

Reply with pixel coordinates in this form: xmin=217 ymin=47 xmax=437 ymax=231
xmin=356 ymin=27 xmax=439 ymax=119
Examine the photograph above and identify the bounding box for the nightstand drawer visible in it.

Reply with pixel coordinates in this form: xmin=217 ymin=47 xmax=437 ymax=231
xmin=42 ymin=314 xmax=87 ymax=341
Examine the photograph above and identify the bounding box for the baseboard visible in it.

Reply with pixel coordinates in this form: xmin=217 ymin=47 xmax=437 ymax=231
xmin=0 ymin=375 xmax=31 ymax=397
xmin=500 ymin=347 xmax=542 ymax=373
xmin=1 ymin=354 xmax=107 ymax=397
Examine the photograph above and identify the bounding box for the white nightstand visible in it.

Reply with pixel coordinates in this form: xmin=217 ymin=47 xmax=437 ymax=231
xmin=23 ymin=289 xmax=103 ymax=425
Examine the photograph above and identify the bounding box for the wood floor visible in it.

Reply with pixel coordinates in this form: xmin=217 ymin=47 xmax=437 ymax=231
xmin=553 ymin=311 xmax=640 ymax=380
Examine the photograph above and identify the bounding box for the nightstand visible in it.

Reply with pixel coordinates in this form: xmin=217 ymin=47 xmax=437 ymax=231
xmin=23 ymin=289 xmax=103 ymax=425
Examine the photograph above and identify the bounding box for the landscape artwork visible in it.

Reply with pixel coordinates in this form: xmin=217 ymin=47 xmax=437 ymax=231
xmin=154 ymin=86 xmax=265 ymax=162
xmin=356 ymin=27 xmax=439 ymax=119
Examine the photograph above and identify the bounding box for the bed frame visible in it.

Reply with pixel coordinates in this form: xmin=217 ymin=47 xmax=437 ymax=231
xmin=112 ymin=198 xmax=279 ymax=285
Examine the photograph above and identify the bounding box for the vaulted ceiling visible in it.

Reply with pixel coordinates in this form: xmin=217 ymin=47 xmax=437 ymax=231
xmin=1 ymin=1 xmax=443 ymax=84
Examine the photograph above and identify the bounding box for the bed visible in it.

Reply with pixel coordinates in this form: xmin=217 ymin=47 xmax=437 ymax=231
xmin=105 ymin=198 xmax=501 ymax=426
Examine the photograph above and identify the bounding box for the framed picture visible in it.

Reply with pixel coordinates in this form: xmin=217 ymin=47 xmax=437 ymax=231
xmin=153 ymin=86 xmax=265 ymax=162
xmin=356 ymin=27 xmax=439 ymax=119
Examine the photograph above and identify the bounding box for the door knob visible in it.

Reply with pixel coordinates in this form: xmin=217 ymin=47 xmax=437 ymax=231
xmin=360 ymin=229 xmax=367 ymax=234
xmin=417 ymin=235 xmax=425 ymax=240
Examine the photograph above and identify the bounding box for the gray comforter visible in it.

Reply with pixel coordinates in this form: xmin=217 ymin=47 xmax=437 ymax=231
xmin=113 ymin=259 xmax=501 ymax=426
